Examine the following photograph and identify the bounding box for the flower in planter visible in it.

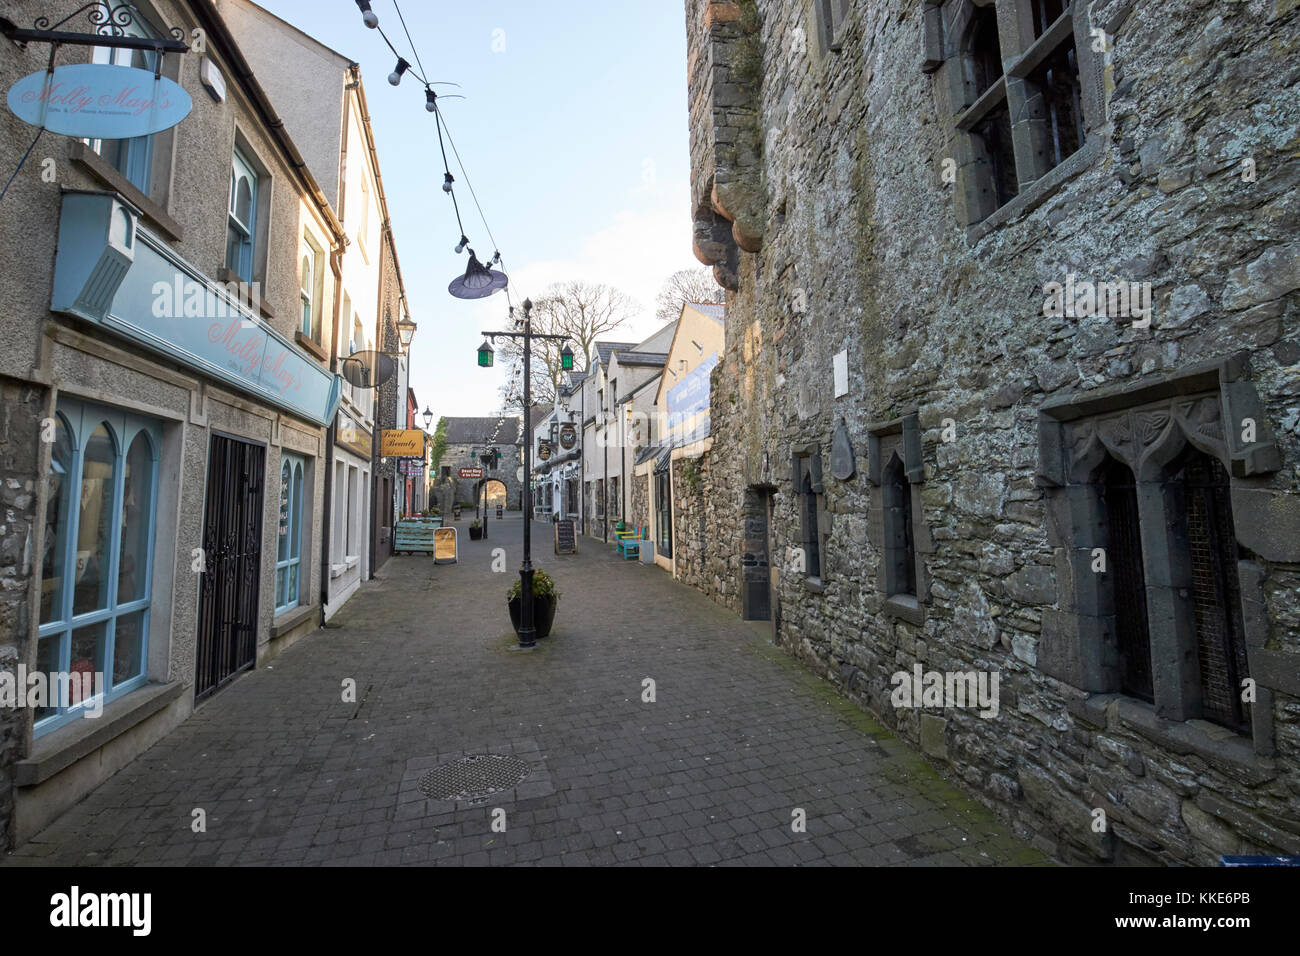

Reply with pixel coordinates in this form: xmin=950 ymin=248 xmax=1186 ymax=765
xmin=507 ymin=569 xmax=560 ymax=602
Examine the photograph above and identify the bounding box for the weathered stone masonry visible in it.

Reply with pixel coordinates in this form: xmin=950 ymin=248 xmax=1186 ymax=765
xmin=682 ymin=0 xmax=1300 ymax=863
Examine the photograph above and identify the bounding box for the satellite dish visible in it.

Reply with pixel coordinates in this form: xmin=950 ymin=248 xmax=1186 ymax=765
xmin=341 ymin=350 xmax=397 ymax=388
xmin=516 ymin=466 xmax=524 ymax=482
xmin=448 ymin=250 xmax=509 ymax=300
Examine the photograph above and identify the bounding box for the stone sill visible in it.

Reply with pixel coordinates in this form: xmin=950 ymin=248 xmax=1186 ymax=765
xmin=966 ymin=136 xmax=1103 ymax=245
xmin=1074 ymin=693 xmax=1276 ymax=783
xmin=295 ymin=331 xmax=328 ymax=362
xmin=803 ymin=576 xmax=826 ymax=594
xmin=270 ymin=603 xmax=317 ymax=639
xmin=16 ymin=681 xmax=185 ymax=787
xmin=884 ymin=593 xmax=926 ymax=626
xmin=215 ymin=267 xmax=276 ymax=319
xmin=69 ymin=141 xmax=183 ymax=242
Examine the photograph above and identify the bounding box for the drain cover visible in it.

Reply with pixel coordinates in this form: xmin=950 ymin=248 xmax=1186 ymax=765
xmin=417 ymin=753 xmax=532 ymax=802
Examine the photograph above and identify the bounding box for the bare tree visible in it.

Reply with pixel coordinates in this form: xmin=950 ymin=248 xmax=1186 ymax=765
xmin=495 ymin=280 xmax=639 ymax=410
xmin=654 ymin=267 xmax=725 ymax=326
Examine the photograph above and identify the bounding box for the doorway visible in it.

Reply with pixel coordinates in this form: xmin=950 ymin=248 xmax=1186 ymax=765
xmin=742 ymin=486 xmax=774 ymax=621
xmin=195 ymin=434 xmax=266 ymax=701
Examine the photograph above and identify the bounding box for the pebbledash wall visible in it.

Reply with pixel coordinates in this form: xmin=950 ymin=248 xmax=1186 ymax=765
xmin=681 ymin=0 xmax=1300 ymax=863
xmin=0 ymin=0 xmax=347 ymax=846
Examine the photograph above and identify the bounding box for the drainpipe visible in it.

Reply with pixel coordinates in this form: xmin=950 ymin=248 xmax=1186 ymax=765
xmin=602 ymin=383 xmax=609 ymax=544
xmin=320 ymin=244 xmax=346 ymax=625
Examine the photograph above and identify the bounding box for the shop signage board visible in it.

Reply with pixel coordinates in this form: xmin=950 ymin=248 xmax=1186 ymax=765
xmin=459 ymin=467 xmax=483 ymax=480
xmin=559 ymin=424 xmax=577 ymax=449
xmin=666 ymin=352 xmax=719 ymax=444
xmin=538 ymin=441 xmax=552 ymax=461
xmin=336 ymin=411 xmax=371 ymax=458
xmin=380 ymin=429 xmax=424 ymax=457
xmin=7 ymin=64 xmax=192 ymax=138
xmin=400 ymin=460 xmax=426 ymax=477
xmin=51 ymin=192 xmax=341 ymax=426
xmin=554 ymin=519 xmax=577 ymax=555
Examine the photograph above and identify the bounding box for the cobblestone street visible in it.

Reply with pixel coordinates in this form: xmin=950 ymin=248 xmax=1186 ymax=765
xmin=5 ymin=517 xmax=1046 ymax=867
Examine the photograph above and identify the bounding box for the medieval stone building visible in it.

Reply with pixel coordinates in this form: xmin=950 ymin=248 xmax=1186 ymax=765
xmin=438 ymin=417 xmax=523 ymax=511
xmin=681 ymin=0 xmax=1300 ymax=863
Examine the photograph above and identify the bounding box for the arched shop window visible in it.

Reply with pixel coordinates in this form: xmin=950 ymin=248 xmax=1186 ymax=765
xmin=36 ymin=398 xmax=160 ymax=734
xmin=276 ymin=454 xmax=307 ymax=612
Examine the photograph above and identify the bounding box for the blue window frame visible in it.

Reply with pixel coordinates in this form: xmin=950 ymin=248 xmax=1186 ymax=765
xmin=226 ymin=147 xmax=258 ymax=281
xmin=275 ymin=453 xmax=306 ymax=612
xmin=87 ymin=8 xmax=158 ymax=193
xmin=36 ymin=398 xmax=160 ymax=736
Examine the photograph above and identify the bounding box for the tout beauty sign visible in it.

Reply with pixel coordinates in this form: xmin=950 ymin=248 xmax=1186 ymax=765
xmin=7 ymin=63 xmax=191 ymax=138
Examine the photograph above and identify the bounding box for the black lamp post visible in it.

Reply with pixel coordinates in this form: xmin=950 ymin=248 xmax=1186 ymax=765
xmin=478 ymin=298 xmax=569 ymax=649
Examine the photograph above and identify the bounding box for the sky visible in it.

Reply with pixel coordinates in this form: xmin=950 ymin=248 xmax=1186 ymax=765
xmin=256 ymin=0 xmax=702 ymax=419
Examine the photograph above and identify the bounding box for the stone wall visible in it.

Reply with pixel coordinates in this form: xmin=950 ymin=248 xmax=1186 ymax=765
xmin=682 ymin=0 xmax=1300 ymax=864
xmin=442 ymin=442 xmax=522 ymax=510
xmin=628 ymin=472 xmax=651 ymax=531
xmin=0 ymin=379 xmax=44 ymax=849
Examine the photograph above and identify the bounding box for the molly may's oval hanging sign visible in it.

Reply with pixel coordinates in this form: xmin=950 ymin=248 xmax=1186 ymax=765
xmin=7 ymin=63 xmax=192 ymax=139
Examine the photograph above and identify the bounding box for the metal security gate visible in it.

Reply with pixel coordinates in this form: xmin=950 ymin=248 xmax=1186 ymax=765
xmin=195 ymin=434 xmax=266 ymax=702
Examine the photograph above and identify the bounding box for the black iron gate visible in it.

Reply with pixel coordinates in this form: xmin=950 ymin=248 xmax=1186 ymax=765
xmin=195 ymin=434 xmax=266 ymax=702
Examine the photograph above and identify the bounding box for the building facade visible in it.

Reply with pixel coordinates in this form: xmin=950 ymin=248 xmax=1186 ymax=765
xmin=439 ymin=417 xmax=522 ymax=511
xmin=681 ymin=0 xmax=1300 ymax=863
xmin=0 ymin=0 xmax=350 ymax=846
xmin=634 ymin=302 xmax=726 ymax=573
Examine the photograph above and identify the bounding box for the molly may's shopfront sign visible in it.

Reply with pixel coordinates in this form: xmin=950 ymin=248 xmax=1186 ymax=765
xmin=51 ymin=191 xmax=341 ymax=426
xmin=7 ymin=63 xmax=191 ymax=137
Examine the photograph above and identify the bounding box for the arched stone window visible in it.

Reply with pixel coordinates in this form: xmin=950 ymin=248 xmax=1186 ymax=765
xmin=1038 ymin=357 xmax=1282 ymax=752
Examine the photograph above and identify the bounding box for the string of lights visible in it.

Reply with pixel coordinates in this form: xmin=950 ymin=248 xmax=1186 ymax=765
xmin=353 ymin=0 xmax=518 ymax=309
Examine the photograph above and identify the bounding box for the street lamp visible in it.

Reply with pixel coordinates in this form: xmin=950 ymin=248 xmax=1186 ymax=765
xmin=423 ymin=406 xmax=433 ymax=430
xmin=477 ymin=340 xmax=495 ymax=368
xmin=397 ymin=316 xmax=417 ymax=352
xmin=561 ymin=344 xmax=574 ymax=372
xmin=476 ymin=298 xmax=570 ymax=649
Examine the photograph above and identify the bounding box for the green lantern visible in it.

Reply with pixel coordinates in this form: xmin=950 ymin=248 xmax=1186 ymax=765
xmin=560 ymin=344 xmax=574 ymax=371
xmin=477 ymin=340 xmax=494 ymax=367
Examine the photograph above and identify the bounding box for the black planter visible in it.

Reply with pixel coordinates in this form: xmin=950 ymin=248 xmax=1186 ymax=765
xmin=469 ymin=526 xmax=482 ymax=540
xmin=508 ymin=595 xmax=557 ymax=639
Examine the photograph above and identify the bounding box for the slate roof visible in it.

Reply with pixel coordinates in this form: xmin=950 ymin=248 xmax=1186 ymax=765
xmin=614 ymin=351 xmax=669 ymax=368
xmin=445 ymin=416 xmax=520 ymax=445
xmin=594 ymin=341 xmax=638 ymax=367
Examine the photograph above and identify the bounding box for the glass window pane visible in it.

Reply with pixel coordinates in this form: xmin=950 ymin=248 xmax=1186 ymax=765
xmin=112 ymin=610 xmax=146 ymax=687
xmin=73 ymin=424 xmax=117 ymax=616
xmin=276 ymin=566 xmax=287 ymax=607
xmin=117 ymin=432 xmax=154 ymax=604
xmin=278 ymin=460 xmax=292 ymax=562
xmin=291 ymin=463 xmax=304 ymax=559
xmin=69 ymin=620 xmax=108 ymax=699
xmin=34 ymin=636 xmax=60 ymax=721
xmin=40 ymin=416 xmax=74 ymax=624
xmin=286 ymin=562 xmax=299 ymax=607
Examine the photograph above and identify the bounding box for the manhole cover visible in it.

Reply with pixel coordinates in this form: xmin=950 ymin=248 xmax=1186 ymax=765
xmin=417 ymin=753 xmax=532 ymax=802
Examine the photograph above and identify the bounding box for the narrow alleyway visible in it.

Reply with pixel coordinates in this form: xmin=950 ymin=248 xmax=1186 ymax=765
xmin=4 ymin=516 xmax=1046 ymax=867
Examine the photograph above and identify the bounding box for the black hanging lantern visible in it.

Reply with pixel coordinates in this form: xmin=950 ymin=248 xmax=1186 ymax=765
xmin=449 ymin=250 xmax=508 ymax=300
xmin=477 ymin=339 xmax=495 ymax=368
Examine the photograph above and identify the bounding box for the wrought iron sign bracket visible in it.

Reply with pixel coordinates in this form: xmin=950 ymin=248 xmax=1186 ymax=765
xmin=1 ymin=2 xmax=191 ymax=62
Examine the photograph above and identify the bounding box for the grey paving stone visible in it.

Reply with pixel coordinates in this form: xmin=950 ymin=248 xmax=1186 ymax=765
xmin=0 ymin=517 xmax=1040 ymax=869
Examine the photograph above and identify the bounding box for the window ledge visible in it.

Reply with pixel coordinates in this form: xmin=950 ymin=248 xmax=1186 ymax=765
xmin=966 ymin=136 xmax=1103 ymax=244
xmin=295 ymin=331 xmax=328 ymax=361
xmin=345 ymin=555 xmax=360 ymax=569
xmin=215 ymin=267 xmax=276 ymax=319
xmin=1077 ymin=693 xmax=1276 ymax=783
xmin=16 ymin=681 xmax=186 ymax=787
xmin=330 ymin=562 xmax=348 ymax=578
xmin=803 ymin=576 xmax=826 ymax=594
xmin=271 ymin=603 xmax=317 ymax=638
xmin=884 ymin=593 xmax=926 ymax=625
xmin=69 ymin=141 xmax=183 ymax=242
